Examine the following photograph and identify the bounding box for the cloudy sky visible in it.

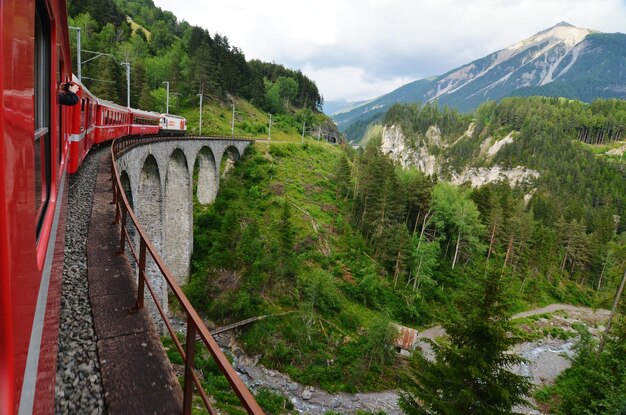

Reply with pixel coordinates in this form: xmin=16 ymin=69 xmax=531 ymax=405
xmin=153 ymin=0 xmax=626 ymax=106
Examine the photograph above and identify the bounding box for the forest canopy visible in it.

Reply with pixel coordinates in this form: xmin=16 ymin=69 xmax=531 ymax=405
xmin=67 ymin=0 xmax=323 ymax=113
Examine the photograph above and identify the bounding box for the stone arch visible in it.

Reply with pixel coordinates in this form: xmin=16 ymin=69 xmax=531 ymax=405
xmin=120 ymin=170 xmax=137 ymax=262
xmin=220 ymin=146 xmax=241 ymax=178
xmin=136 ymin=154 xmax=167 ymax=315
xmin=164 ymin=149 xmax=191 ymax=284
xmin=120 ymin=170 xmax=133 ymax=209
xmin=137 ymin=155 xmax=162 ymax=247
xmin=195 ymin=146 xmax=218 ymax=205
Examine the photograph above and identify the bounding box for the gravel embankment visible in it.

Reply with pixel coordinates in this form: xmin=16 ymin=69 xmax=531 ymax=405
xmin=55 ymin=146 xmax=107 ymax=415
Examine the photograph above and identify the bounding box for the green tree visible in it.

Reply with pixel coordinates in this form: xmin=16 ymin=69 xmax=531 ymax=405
xmin=277 ymin=200 xmax=296 ymax=279
xmin=335 ymin=153 xmax=352 ymax=200
xmin=399 ymin=266 xmax=531 ymax=414
xmin=408 ymin=234 xmax=440 ymax=292
xmin=431 ymin=183 xmax=485 ymax=269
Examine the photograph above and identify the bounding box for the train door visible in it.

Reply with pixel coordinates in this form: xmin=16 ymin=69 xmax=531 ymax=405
xmin=34 ymin=0 xmax=52 ymax=238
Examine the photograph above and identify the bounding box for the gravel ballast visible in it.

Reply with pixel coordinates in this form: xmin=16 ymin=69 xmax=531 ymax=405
xmin=55 ymin=146 xmax=107 ymax=415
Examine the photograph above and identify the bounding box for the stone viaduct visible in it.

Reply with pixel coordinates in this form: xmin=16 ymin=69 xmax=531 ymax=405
xmin=114 ymin=137 xmax=252 ymax=314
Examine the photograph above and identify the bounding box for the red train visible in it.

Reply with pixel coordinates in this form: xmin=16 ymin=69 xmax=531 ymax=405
xmin=0 ymin=0 xmax=186 ymax=412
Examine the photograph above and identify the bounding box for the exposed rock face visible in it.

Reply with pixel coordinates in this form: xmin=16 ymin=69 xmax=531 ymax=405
xmin=450 ymin=166 xmax=540 ymax=188
xmin=381 ymin=124 xmax=539 ymax=189
xmin=380 ymin=125 xmax=439 ymax=175
xmin=482 ymin=132 xmax=516 ymax=157
xmin=381 ymin=123 xmax=539 ymax=187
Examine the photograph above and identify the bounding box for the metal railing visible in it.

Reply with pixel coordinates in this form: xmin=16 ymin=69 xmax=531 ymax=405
xmin=110 ymin=136 xmax=264 ymax=415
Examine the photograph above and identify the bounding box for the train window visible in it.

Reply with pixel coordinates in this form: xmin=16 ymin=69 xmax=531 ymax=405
xmin=57 ymin=54 xmax=62 ymax=164
xmin=34 ymin=0 xmax=51 ymax=238
xmin=80 ymin=98 xmax=85 ymax=131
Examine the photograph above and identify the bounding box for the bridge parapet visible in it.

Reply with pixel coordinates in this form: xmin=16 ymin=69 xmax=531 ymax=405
xmin=109 ymin=136 xmax=262 ymax=415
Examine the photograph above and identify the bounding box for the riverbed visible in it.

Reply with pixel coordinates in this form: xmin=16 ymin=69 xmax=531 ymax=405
xmin=225 ymin=305 xmax=610 ymax=414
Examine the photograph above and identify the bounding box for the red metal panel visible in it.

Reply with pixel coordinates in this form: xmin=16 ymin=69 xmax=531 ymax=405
xmin=1 ymin=1 xmax=39 ymax=410
xmin=0 ymin=0 xmax=72 ymax=411
xmin=33 ymin=183 xmax=67 ymax=414
xmin=0 ymin=0 xmax=16 ymax=410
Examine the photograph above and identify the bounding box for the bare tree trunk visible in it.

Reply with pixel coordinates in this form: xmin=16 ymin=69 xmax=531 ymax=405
xmin=487 ymin=222 xmax=497 ymax=260
xmin=560 ymin=239 xmax=570 ymax=272
xmin=452 ymin=229 xmax=461 ymax=269
xmin=599 ymin=268 xmax=626 ymax=353
xmin=503 ymin=235 xmax=514 ymax=268
xmin=393 ymin=250 xmax=402 ymax=289
xmin=414 ymin=255 xmax=423 ymax=292
xmin=413 ymin=212 xmax=421 ymax=234
xmin=597 ymin=255 xmax=608 ymax=292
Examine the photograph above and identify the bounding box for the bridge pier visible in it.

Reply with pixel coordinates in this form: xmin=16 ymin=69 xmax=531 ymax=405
xmin=113 ymin=137 xmax=250 ymax=320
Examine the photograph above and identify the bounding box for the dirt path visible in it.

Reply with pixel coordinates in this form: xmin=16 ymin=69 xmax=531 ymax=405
xmin=418 ymin=304 xmax=609 ymax=341
xmin=416 ymin=304 xmax=610 ymax=356
xmin=512 ymin=304 xmax=609 ymax=320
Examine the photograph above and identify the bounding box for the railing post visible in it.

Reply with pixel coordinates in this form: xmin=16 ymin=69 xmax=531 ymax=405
xmin=183 ymin=316 xmax=196 ymax=415
xmin=137 ymin=239 xmax=146 ymax=310
xmin=111 ymin=181 xmax=118 ymax=205
xmin=114 ymin=197 xmax=121 ymax=225
xmin=118 ymin=206 xmax=127 ymax=254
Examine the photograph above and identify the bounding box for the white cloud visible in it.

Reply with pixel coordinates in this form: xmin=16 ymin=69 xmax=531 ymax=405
xmin=302 ymin=65 xmax=415 ymax=102
xmin=152 ymin=0 xmax=626 ymax=102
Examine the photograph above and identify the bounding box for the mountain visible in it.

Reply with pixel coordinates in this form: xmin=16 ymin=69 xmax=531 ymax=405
xmin=334 ymin=22 xmax=626 ymax=141
xmin=323 ymin=99 xmax=370 ymax=115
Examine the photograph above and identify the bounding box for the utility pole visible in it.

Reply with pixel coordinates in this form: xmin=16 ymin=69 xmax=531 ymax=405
xmin=197 ymin=93 xmax=203 ymax=135
xmin=268 ymin=113 xmax=272 ymax=142
xmin=68 ymin=26 xmax=81 ymax=81
xmin=162 ymin=81 xmax=170 ymax=114
xmin=120 ymin=62 xmax=130 ymax=107
xmin=231 ymin=103 xmax=235 ymax=136
xmin=301 ymin=121 xmax=305 ymax=143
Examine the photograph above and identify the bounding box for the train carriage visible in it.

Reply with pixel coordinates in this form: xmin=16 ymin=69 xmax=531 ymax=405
xmin=67 ymin=78 xmax=97 ymax=174
xmin=129 ymin=107 xmax=161 ymax=135
xmin=94 ymin=98 xmax=130 ymax=144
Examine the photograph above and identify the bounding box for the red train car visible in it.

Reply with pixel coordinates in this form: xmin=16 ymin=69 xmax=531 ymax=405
xmin=67 ymin=78 xmax=97 ymax=174
xmin=1 ymin=0 xmax=189 ymax=410
xmin=0 ymin=0 xmax=74 ymax=412
xmin=129 ymin=107 xmax=161 ymax=135
xmin=94 ymin=98 xmax=130 ymax=144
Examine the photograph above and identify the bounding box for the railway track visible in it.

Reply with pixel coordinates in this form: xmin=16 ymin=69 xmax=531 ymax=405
xmin=55 ymin=146 xmax=107 ymax=415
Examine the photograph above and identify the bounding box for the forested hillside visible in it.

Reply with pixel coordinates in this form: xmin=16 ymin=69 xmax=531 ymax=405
xmin=67 ymin=0 xmax=323 ymax=117
xmin=182 ymin=94 xmax=625 ymax=413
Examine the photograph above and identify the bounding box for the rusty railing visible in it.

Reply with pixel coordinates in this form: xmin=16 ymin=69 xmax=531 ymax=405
xmin=110 ymin=136 xmax=263 ymax=415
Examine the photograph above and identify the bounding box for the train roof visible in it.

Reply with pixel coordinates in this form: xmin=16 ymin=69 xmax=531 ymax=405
xmin=129 ymin=107 xmax=162 ymax=119
xmin=72 ymin=74 xmax=96 ymax=100
xmin=161 ymin=113 xmax=185 ymax=120
xmin=96 ymin=98 xmax=129 ymax=113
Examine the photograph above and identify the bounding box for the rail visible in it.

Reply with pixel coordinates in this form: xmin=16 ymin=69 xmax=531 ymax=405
xmin=110 ymin=136 xmax=263 ymax=415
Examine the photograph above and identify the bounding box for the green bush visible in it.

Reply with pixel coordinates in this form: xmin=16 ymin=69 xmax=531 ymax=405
xmin=254 ymin=388 xmax=293 ymax=414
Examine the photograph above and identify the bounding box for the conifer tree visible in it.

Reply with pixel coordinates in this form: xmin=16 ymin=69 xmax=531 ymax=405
xmin=399 ymin=265 xmax=531 ymax=415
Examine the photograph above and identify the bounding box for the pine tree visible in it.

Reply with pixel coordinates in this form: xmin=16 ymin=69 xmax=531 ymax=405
xmin=399 ymin=265 xmax=531 ymax=415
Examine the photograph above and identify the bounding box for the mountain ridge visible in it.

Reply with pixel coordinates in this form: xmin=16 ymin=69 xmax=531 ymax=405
xmin=334 ymin=23 xmax=626 ymax=142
